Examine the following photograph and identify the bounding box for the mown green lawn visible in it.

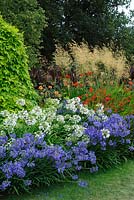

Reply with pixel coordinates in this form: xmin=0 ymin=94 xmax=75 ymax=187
xmin=2 ymin=160 xmax=134 ymax=200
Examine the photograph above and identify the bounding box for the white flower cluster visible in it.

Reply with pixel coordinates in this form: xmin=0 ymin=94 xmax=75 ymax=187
xmin=56 ymin=115 xmax=65 ymax=123
xmin=65 ymin=124 xmax=86 ymax=142
xmin=30 ymin=106 xmax=43 ymax=117
xmin=65 ymin=97 xmax=96 ymax=117
xmin=72 ymin=124 xmax=85 ymax=138
xmin=3 ymin=113 xmax=18 ymax=131
xmin=101 ymin=128 xmax=110 ymax=138
xmin=16 ymin=98 xmax=26 ymax=106
xmin=95 ymin=103 xmax=108 ymax=122
xmin=0 ymin=110 xmax=10 ymax=117
xmin=0 ymin=97 xmax=110 ymax=145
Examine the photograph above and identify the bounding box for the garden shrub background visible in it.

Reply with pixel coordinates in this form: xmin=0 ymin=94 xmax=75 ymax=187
xmin=0 ymin=16 xmax=38 ymax=111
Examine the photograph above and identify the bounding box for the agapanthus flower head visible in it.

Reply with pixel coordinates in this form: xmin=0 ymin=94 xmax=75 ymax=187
xmin=0 ymin=180 xmax=11 ymax=191
xmin=72 ymin=175 xmax=79 ymax=180
xmin=90 ymin=165 xmax=98 ymax=173
xmin=78 ymin=180 xmax=88 ymax=187
xmin=129 ymin=146 xmax=134 ymax=151
xmin=0 ymin=110 xmax=10 ymax=117
xmin=24 ymin=180 xmax=32 ymax=186
xmin=16 ymin=98 xmax=26 ymax=106
xmin=101 ymin=128 xmax=110 ymax=138
xmin=96 ymin=103 xmax=104 ymax=110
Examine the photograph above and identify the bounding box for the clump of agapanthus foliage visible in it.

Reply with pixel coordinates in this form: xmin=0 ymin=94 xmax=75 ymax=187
xmin=0 ymin=98 xmax=133 ymax=194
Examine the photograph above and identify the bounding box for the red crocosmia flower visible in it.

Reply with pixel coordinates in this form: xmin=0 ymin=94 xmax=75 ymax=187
xmin=79 ymin=83 xmax=83 ymax=87
xmin=105 ymin=96 xmax=111 ymax=101
xmin=65 ymin=74 xmax=71 ymax=79
xmin=85 ymin=71 xmax=93 ymax=76
xmin=78 ymin=95 xmax=82 ymax=99
xmin=91 ymin=95 xmax=97 ymax=101
xmin=72 ymin=82 xmax=79 ymax=87
xmin=79 ymin=73 xmax=84 ymax=77
xmin=83 ymin=99 xmax=90 ymax=105
xmin=128 ymin=81 xmax=133 ymax=86
xmin=89 ymin=87 xmax=93 ymax=93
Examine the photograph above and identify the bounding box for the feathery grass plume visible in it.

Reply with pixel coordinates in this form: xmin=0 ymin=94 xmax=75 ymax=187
xmin=68 ymin=41 xmax=93 ymax=74
xmin=91 ymin=46 xmax=129 ymax=79
xmin=70 ymin=42 xmax=129 ymax=78
xmin=53 ymin=42 xmax=129 ymax=81
xmin=53 ymin=44 xmax=72 ymax=71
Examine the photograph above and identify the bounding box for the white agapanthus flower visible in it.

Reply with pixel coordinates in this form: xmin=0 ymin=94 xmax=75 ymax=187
xmin=101 ymin=128 xmax=110 ymax=138
xmin=72 ymin=124 xmax=85 ymax=137
xmin=72 ymin=115 xmax=81 ymax=123
xmin=64 ymin=114 xmax=71 ymax=120
xmin=53 ymin=99 xmax=60 ymax=105
xmin=101 ymin=115 xmax=108 ymax=122
xmin=3 ymin=113 xmax=18 ymax=126
xmin=3 ymin=113 xmax=18 ymax=130
xmin=18 ymin=110 xmax=29 ymax=120
xmin=96 ymin=109 xmax=104 ymax=115
xmin=25 ymin=117 xmax=37 ymax=126
xmin=79 ymin=104 xmax=89 ymax=115
xmin=88 ymin=109 xmax=95 ymax=117
xmin=0 ymin=110 xmax=10 ymax=117
xmin=96 ymin=110 xmax=108 ymax=122
xmin=39 ymin=121 xmax=51 ymax=134
xmin=30 ymin=106 xmax=43 ymax=117
xmin=39 ymin=113 xmax=47 ymax=121
xmin=46 ymin=112 xmax=56 ymax=123
xmin=38 ymin=125 xmax=45 ymax=131
xmin=56 ymin=115 xmax=65 ymax=123
xmin=96 ymin=103 xmax=104 ymax=110
xmin=16 ymin=98 xmax=26 ymax=106
xmin=64 ymin=124 xmax=72 ymax=131
xmin=74 ymin=97 xmax=81 ymax=104
xmin=45 ymin=98 xmax=60 ymax=107
xmin=66 ymin=102 xmax=77 ymax=112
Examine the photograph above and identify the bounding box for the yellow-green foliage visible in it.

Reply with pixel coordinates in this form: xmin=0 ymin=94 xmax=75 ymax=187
xmin=54 ymin=41 xmax=129 ymax=78
xmin=0 ymin=16 xmax=38 ymax=111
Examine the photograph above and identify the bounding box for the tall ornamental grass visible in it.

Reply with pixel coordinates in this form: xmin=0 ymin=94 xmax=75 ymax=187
xmin=53 ymin=42 xmax=129 ymax=80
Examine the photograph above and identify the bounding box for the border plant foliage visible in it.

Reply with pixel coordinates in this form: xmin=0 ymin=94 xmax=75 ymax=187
xmin=0 ymin=16 xmax=38 ymax=111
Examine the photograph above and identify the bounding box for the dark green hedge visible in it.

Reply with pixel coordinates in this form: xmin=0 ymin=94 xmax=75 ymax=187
xmin=0 ymin=16 xmax=38 ymax=111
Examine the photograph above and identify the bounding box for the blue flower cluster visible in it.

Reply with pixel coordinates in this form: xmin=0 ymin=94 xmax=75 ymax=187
xmin=0 ymin=133 xmax=97 ymax=192
xmin=84 ymin=113 xmax=134 ymax=150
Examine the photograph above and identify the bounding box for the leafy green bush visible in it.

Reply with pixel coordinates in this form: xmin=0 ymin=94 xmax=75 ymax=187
xmin=0 ymin=16 xmax=38 ymax=111
xmin=0 ymin=0 xmax=46 ymax=68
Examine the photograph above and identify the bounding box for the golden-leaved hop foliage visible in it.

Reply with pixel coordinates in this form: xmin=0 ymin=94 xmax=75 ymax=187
xmin=54 ymin=42 xmax=129 ymax=78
